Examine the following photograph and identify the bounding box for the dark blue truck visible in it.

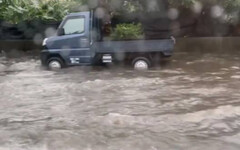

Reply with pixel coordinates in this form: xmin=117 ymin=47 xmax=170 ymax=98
xmin=41 ymin=11 xmax=175 ymax=70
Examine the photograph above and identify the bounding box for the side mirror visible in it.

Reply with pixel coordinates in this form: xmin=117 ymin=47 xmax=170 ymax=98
xmin=57 ymin=28 xmax=65 ymax=36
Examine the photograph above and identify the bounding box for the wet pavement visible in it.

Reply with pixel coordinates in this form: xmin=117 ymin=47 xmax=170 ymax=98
xmin=0 ymin=51 xmax=240 ymax=150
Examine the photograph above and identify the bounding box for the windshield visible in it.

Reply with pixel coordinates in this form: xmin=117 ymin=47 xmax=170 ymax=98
xmin=62 ymin=17 xmax=85 ymax=35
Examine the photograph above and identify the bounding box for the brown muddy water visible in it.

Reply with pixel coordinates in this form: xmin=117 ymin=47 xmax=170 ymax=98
xmin=0 ymin=51 xmax=240 ymax=150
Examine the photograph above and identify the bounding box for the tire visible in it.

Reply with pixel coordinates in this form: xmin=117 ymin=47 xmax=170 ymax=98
xmin=47 ymin=57 xmax=64 ymax=70
xmin=132 ymin=57 xmax=151 ymax=70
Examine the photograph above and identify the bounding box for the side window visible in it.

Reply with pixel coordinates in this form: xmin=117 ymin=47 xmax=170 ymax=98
xmin=63 ymin=17 xmax=85 ymax=35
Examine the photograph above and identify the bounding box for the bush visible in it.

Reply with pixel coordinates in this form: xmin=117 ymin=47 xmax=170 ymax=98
xmin=110 ymin=23 xmax=144 ymax=40
xmin=0 ymin=0 xmax=78 ymax=24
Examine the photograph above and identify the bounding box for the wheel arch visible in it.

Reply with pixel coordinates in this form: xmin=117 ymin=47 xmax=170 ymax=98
xmin=47 ymin=53 xmax=66 ymax=64
xmin=124 ymin=52 xmax=164 ymax=63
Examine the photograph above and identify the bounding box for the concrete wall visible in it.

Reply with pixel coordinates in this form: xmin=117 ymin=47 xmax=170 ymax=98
xmin=1 ymin=37 xmax=240 ymax=53
xmin=0 ymin=40 xmax=42 ymax=52
xmin=175 ymin=37 xmax=240 ymax=53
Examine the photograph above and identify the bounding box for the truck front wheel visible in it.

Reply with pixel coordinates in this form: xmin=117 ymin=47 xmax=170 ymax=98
xmin=132 ymin=57 xmax=151 ymax=70
xmin=47 ymin=57 xmax=64 ymax=70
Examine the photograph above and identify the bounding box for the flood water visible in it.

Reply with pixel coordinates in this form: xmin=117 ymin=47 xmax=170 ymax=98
xmin=0 ymin=51 xmax=240 ymax=150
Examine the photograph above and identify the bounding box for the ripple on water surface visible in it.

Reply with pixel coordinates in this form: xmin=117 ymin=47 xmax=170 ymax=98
xmin=0 ymin=53 xmax=240 ymax=150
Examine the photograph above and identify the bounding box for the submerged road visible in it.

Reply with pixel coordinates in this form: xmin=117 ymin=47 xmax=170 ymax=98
xmin=0 ymin=51 xmax=240 ymax=150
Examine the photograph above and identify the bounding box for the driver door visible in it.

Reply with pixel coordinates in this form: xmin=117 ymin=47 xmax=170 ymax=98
xmin=55 ymin=12 xmax=91 ymax=65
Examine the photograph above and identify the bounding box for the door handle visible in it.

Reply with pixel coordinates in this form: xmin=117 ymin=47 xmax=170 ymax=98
xmin=80 ymin=38 xmax=90 ymax=47
xmin=80 ymin=38 xmax=89 ymax=42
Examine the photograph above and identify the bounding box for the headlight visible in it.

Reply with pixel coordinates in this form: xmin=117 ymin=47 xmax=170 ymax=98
xmin=42 ymin=38 xmax=48 ymax=46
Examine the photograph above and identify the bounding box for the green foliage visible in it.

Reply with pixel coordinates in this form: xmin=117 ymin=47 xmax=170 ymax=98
xmin=222 ymin=0 xmax=240 ymax=12
xmin=2 ymin=0 xmax=240 ymax=24
xmin=110 ymin=23 xmax=143 ymax=40
xmin=0 ymin=0 xmax=7 ymax=19
xmin=168 ymin=0 xmax=197 ymax=7
xmin=0 ymin=0 xmax=81 ymax=24
xmin=119 ymin=0 xmax=142 ymax=13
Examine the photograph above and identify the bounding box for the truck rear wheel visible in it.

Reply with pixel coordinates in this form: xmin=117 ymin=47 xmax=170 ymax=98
xmin=47 ymin=57 xmax=64 ymax=70
xmin=132 ymin=57 xmax=151 ymax=70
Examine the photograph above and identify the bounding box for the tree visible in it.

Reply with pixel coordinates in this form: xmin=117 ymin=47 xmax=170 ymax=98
xmin=0 ymin=0 xmax=85 ymax=23
xmin=2 ymin=0 xmax=240 ymax=37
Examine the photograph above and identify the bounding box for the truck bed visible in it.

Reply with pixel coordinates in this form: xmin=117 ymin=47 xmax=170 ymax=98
xmin=94 ymin=39 xmax=174 ymax=56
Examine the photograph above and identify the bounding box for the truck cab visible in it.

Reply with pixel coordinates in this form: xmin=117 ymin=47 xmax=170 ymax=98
xmin=41 ymin=12 xmax=93 ymax=67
